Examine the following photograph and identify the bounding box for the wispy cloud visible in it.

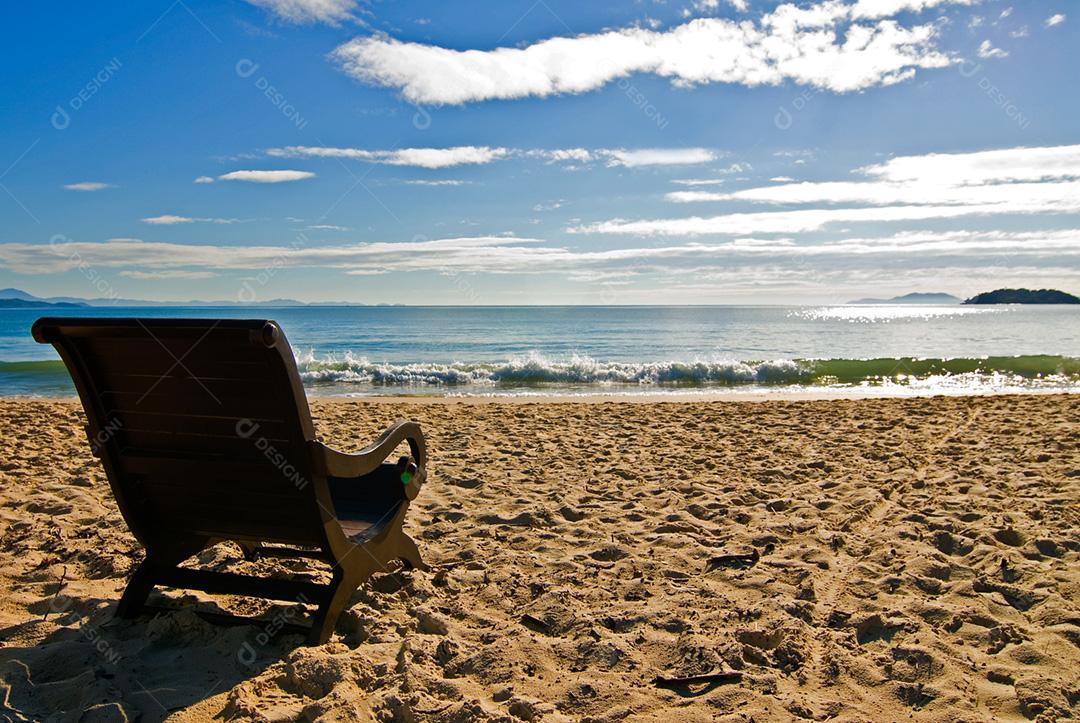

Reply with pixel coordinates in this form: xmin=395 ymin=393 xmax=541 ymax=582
xmin=403 ymin=179 xmax=469 ymax=186
xmin=268 ymin=145 xmax=719 ymax=169
xmin=528 ymin=147 xmax=718 ymax=167
xmin=63 ymin=181 xmax=112 ymax=192
xmin=850 ymin=0 xmax=979 ymax=19
xmin=669 ymin=145 xmax=1080 ymax=204
xmin=5 ymin=230 xmax=1077 ymax=280
xmin=332 ymin=1 xmax=967 ymax=104
xmin=1045 ymin=13 xmax=1066 ymax=27
xmin=140 ymin=215 xmax=247 ymax=225
xmin=193 ymin=176 xmax=215 ymax=184
xmin=977 ymin=39 xmax=1008 ymax=59
xmin=601 ymin=148 xmax=717 ymax=167
xmin=218 ymin=170 xmax=315 ymax=183
xmin=267 ymin=145 xmax=507 ymax=168
xmin=243 ymin=0 xmax=360 ymax=25
xmin=119 ymin=270 xmax=219 ymax=279
xmin=591 ymin=145 xmax=1080 ymax=235
xmin=671 ymin=178 xmax=726 ymax=187
xmin=684 ymin=0 xmax=749 ymax=17
xmin=530 ymin=148 xmax=594 ymax=164
xmin=861 ymin=144 xmax=1080 ymax=184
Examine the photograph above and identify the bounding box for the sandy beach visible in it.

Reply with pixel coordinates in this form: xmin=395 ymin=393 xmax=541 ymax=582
xmin=0 ymin=393 xmax=1077 ymax=722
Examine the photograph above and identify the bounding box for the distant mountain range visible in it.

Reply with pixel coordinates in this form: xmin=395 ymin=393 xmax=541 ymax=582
xmin=964 ymin=288 xmax=1080 ymax=305
xmin=0 ymin=288 xmax=399 ymax=308
xmin=0 ymin=297 xmax=86 ymax=309
xmin=847 ymin=292 xmax=961 ymax=305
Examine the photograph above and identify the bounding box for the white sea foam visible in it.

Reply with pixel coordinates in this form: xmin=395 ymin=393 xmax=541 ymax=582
xmin=293 ymin=350 xmax=812 ymax=386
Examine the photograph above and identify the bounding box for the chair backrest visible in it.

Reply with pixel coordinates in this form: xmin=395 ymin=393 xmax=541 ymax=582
xmin=32 ymin=318 xmax=328 ymax=547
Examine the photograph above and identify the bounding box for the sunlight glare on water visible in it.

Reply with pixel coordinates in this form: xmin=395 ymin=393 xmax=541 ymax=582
xmin=797 ymin=306 xmax=1004 ymax=323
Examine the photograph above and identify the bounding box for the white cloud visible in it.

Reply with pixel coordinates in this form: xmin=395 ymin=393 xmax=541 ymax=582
xmin=861 ymin=144 xmax=1080 ymax=184
xmin=333 ymin=2 xmax=960 ymax=105
xmin=669 ymin=179 xmax=1080 ymax=208
xmin=269 ymin=145 xmax=718 ymax=169
xmin=977 ymin=39 xmax=1008 ymax=58
xmin=404 ymin=179 xmax=469 ymax=186
xmin=686 ymin=0 xmax=749 ymax=15
xmin=998 ymin=6 xmax=1012 ymax=19
xmin=141 ymin=215 xmax=196 ymax=225
xmin=570 ymin=202 xmax=1080 ymax=236
xmin=672 ymin=178 xmax=726 ymax=187
xmin=528 ymin=148 xmax=718 ymax=167
xmin=63 ymin=182 xmax=112 ymax=192
xmin=268 ymin=145 xmax=507 ymax=169
xmin=5 ymin=230 xmax=1076 ymax=280
xmin=193 ymin=176 xmax=215 ymax=184
xmin=601 ymin=148 xmax=716 ymax=167
xmin=0 ymin=236 xmax=552 ymax=275
xmin=119 ymin=270 xmax=219 ymax=280
xmin=529 ymin=148 xmax=594 ymax=164
xmin=306 ymin=224 xmax=351 ymax=230
xmin=141 ymin=215 xmax=245 ymax=225
xmin=851 ymin=0 xmax=977 ymax=20
xmin=595 ymin=144 xmax=1080 ymax=235
xmin=244 ymin=0 xmax=358 ymax=25
xmin=218 ymin=170 xmax=315 ymax=183
xmin=770 ymin=176 xmax=797 ymax=182
xmin=1045 ymin=13 xmax=1066 ymax=27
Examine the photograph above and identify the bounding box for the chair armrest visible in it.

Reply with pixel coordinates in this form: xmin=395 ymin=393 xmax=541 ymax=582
xmin=310 ymin=420 xmax=427 ymax=498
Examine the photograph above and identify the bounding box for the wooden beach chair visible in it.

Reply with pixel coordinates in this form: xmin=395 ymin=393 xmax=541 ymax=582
xmin=32 ymin=317 xmax=428 ymax=645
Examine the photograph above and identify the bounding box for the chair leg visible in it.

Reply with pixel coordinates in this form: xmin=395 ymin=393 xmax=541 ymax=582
xmin=307 ymin=570 xmax=360 ymax=646
xmin=398 ymin=533 xmax=430 ymax=572
xmin=116 ymin=559 xmax=157 ymax=619
xmin=237 ymin=540 xmax=261 ymax=561
xmin=116 ymin=537 xmax=209 ymax=619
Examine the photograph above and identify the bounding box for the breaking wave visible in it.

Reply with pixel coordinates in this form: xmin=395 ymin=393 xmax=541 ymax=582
xmin=292 ymin=351 xmax=1080 ymax=390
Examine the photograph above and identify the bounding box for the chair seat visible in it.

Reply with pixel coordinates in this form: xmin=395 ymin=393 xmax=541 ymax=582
xmin=328 ymin=463 xmax=405 ymax=542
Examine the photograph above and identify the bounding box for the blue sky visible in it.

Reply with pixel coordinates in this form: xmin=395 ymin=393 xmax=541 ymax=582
xmin=0 ymin=0 xmax=1077 ymax=304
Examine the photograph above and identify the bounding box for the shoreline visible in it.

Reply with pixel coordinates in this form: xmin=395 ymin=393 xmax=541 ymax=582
xmin=9 ymin=387 xmax=1079 ymax=405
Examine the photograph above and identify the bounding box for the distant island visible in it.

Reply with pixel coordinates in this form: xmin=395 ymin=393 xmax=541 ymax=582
xmin=0 ymin=298 xmax=86 ymax=309
xmin=964 ymin=288 xmax=1080 ymax=305
xmin=848 ymin=292 xmax=961 ymax=305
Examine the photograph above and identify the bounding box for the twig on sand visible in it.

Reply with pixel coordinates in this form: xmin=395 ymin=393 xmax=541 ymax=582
xmin=520 ymin=613 xmax=551 ymax=633
xmin=704 ymin=548 xmax=760 ymax=572
xmin=653 ymin=671 xmax=743 ymax=689
xmin=41 ymin=566 xmax=68 ymax=622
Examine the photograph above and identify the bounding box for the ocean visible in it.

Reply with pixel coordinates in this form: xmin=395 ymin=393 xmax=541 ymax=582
xmin=2 ymin=305 xmax=1078 ymax=398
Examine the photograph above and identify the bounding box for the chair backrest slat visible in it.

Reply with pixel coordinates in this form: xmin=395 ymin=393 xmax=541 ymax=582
xmin=33 ymin=317 xmax=326 ymax=547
